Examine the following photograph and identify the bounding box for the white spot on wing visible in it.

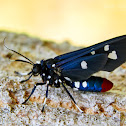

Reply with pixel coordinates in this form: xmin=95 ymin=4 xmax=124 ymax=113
xmin=74 ymin=82 xmax=80 ymax=88
xmin=82 ymin=81 xmax=87 ymax=88
xmin=81 ymin=61 xmax=88 ymax=69
xmin=108 ymin=51 xmax=117 ymax=60
xmin=104 ymin=45 xmax=109 ymax=51
xmin=91 ymin=51 xmax=95 ymax=55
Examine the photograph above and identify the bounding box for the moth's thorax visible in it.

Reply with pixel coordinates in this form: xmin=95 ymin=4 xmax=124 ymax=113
xmin=39 ymin=59 xmax=62 ymax=87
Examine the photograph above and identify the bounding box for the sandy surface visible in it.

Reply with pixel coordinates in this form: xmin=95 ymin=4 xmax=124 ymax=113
xmin=0 ymin=31 xmax=126 ymax=126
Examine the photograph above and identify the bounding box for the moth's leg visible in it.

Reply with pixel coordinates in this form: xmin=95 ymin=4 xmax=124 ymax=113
xmin=22 ymin=82 xmax=46 ymax=104
xmin=41 ymin=83 xmax=49 ymax=112
xmin=61 ymin=82 xmax=83 ymax=113
xmin=20 ymin=74 xmax=33 ymax=83
xmin=14 ymin=71 xmax=32 ymax=76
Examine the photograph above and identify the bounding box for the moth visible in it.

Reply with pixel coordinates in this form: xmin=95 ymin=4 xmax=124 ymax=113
xmin=4 ymin=35 xmax=126 ymax=112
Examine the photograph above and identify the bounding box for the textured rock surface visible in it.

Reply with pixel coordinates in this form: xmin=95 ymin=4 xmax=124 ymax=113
xmin=0 ymin=31 xmax=126 ymax=125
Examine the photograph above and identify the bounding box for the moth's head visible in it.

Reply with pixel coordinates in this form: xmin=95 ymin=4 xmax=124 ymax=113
xmin=3 ymin=38 xmax=43 ymax=82
xmin=32 ymin=61 xmax=42 ymax=76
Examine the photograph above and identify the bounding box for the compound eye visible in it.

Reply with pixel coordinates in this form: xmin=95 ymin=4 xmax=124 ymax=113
xmin=33 ymin=68 xmax=38 ymax=73
xmin=32 ymin=64 xmax=40 ymax=74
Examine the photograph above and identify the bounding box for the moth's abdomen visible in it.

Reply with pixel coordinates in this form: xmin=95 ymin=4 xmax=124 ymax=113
xmin=71 ymin=76 xmax=113 ymax=92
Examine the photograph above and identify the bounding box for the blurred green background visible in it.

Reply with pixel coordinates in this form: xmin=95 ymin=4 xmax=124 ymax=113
xmin=0 ymin=0 xmax=126 ymax=46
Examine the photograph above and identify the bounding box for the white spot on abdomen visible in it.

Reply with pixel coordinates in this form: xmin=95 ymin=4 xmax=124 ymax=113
xmin=74 ymin=82 xmax=80 ymax=88
xmin=104 ymin=45 xmax=109 ymax=51
xmin=91 ymin=51 xmax=95 ymax=55
xmin=81 ymin=61 xmax=87 ymax=69
xmin=108 ymin=51 xmax=117 ymax=60
xmin=82 ymin=81 xmax=87 ymax=88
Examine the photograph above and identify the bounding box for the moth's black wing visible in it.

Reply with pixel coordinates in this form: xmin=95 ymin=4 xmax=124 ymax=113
xmin=101 ymin=38 xmax=126 ymax=71
xmin=60 ymin=54 xmax=108 ymax=81
xmin=55 ymin=35 xmax=126 ymax=61
xmin=54 ymin=35 xmax=126 ymax=81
